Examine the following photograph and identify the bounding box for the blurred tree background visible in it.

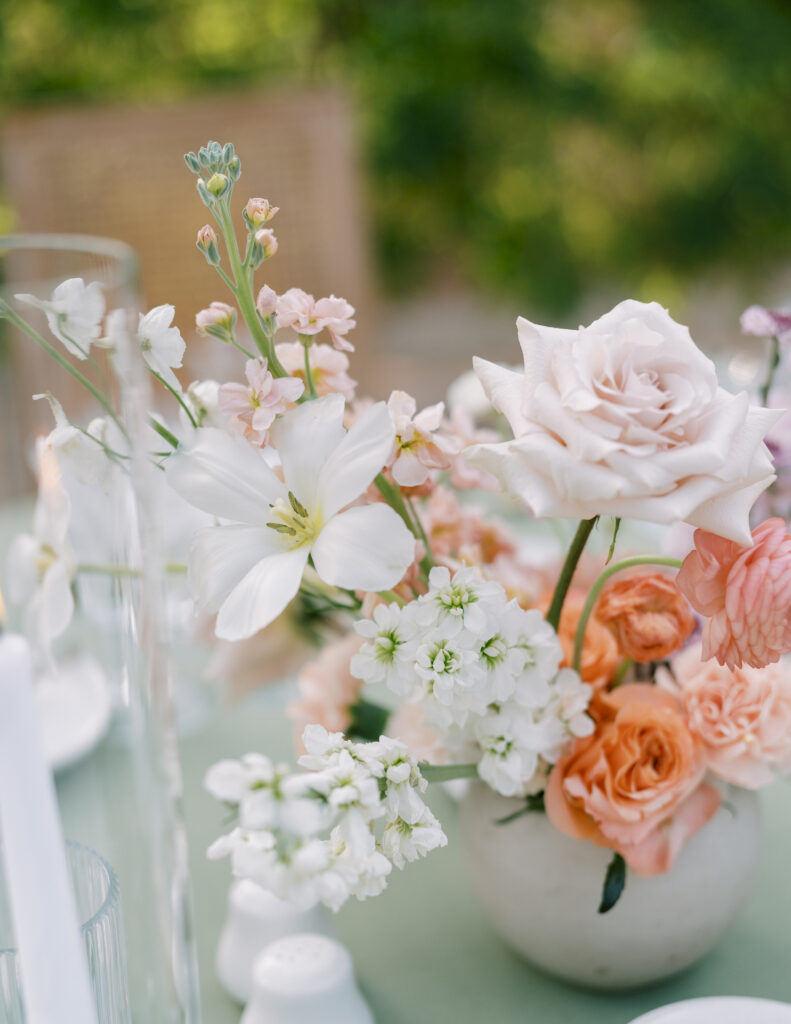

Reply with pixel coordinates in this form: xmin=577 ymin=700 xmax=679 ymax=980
xmin=1 ymin=0 xmax=790 ymax=316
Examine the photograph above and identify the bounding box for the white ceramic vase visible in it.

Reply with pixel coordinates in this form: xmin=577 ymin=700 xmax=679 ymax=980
xmin=460 ymin=781 xmax=761 ymax=990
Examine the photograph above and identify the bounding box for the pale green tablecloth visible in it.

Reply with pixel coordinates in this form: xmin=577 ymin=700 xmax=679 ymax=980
xmin=181 ymin=691 xmax=791 ymax=1024
xmin=2 ymin=502 xmax=790 ymax=1022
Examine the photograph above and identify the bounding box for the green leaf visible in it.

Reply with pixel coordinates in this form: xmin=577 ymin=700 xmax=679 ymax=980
xmin=598 ymin=852 xmax=626 ymax=914
xmin=347 ymin=698 xmax=390 ymax=742
xmin=606 ymin=518 xmax=622 ymax=565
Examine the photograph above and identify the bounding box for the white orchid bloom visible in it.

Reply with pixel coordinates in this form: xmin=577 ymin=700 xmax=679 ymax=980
xmin=16 ymin=278 xmax=105 ymax=359
xmin=6 ymin=443 xmax=76 ymax=656
xmin=167 ymin=394 xmax=415 ymax=640
xmin=137 ymin=304 xmax=186 ymax=391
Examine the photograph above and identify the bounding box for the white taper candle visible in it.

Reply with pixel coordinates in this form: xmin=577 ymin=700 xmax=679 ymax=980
xmin=0 ymin=633 xmax=99 ymax=1024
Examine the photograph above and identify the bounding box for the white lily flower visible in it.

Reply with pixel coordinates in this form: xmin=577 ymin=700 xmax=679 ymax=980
xmin=166 ymin=394 xmax=415 ymax=640
xmin=16 ymin=278 xmax=105 ymax=359
xmin=137 ymin=304 xmax=186 ymax=391
xmin=5 ymin=443 xmax=76 ymax=656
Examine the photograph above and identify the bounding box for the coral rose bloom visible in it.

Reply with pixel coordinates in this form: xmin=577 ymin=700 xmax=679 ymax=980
xmin=660 ymin=644 xmax=791 ymax=788
xmin=597 ymin=572 xmax=695 ymax=663
xmin=677 ymin=518 xmax=791 ymax=669
xmin=540 ymin=589 xmax=620 ymax=689
xmin=545 ymin=684 xmax=720 ymax=875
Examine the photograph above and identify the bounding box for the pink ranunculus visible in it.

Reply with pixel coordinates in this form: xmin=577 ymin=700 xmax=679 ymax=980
xmin=386 ymin=391 xmax=460 ymax=488
xmin=275 ymin=288 xmax=356 ymax=351
xmin=217 ymin=358 xmax=304 ymax=446
xmin=677 ymin=518 xmax=791 ymax=669
xmin=740 ymin=305 xmax=791 ymax=344
xmin=659 ymin=644 xmax=791 ymax=788
xmin=275 ymin=341 xmax=357 ymax=400
xmin=286 ymin=633 xmax=365 ymax=751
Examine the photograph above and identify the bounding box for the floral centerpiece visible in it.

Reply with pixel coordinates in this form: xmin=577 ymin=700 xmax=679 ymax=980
xmin=4 ymin=141 xmax=791 ymax=989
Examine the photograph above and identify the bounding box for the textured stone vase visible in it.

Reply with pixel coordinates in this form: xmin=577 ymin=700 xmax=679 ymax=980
xmin=460 ymin=781 xmax=761 ymax=990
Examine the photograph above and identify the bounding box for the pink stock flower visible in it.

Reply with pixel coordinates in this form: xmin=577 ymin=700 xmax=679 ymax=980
xmin=677 ymin=518 xmax=791 ymax=669
xmin=740 ymin=305 xmax=791 ymax=344
xmin=275 ymin=288 xmax=356 ymax=351
xmin=218 ymin=358 xmax=304 ymax=446
xmin=287 ymin=633 xmax=364 ymax=751
xmin=255 ymin=285 xmax=278 ymax=318
xmin=244 ymin=197 xmax=279 ymax=228
xmin=386 ymin=391 xmax=459 ymax=488
xmin=196 ymin=301 xmax=236 ymax=334
xmin=419 ymin=486 xmax=516 ymax=566
xmin=255 ymin=228 xmax=278 ymax=258
xmin=659 ymin=644 xmax=791 ymax=788
xmin=275 ymin=341 xmax=357 ymax=400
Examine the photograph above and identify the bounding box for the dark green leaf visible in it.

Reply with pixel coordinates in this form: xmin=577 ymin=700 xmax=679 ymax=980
xmin=606 ymin=518 xmax=622 ymax=565
xmin=598 ymin=852 xmax=626 ymax=914
xmin=347 ymin=698 xmax=390 ymax=742
xmin=495 ymin=792 xmax=545 ymax=825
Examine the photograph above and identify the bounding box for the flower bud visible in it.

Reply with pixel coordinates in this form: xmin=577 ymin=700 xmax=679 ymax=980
xmin=228 ymin=155 xmax=242 ymax=181
xmin=184 ymin=151 xmax=201 ymax=174
xmin=254 ymin=228 xmax=278 ymax=259
xmin=196 ymin=224 xmax=220 ymax=265
xmin=196 ymin=301 xmax=237 ymax=341
xmin=244 ymin=198 xmax=279 ymax=230
xmin=206 ymin=172 xmax=230 ymax=198
xmin=256 ymin=285 xmax=278 ymax=318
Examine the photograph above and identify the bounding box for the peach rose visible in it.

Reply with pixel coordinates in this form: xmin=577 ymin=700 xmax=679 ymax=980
xmin=540 ymin=589 xmax=620 ymax=689
xmin=545 ymin=684 xmax=720 ymax=875
xmin=660 ymin=644 xmax=791 ymax=788
xmin=596 ymin=572 xmax=696 ymax=663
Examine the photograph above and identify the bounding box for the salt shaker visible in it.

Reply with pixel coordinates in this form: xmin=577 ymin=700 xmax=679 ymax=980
xmin=216 ymin=880 xmax=336 ymax=1003
xmin=240 ymin=933 xmax=374 ymax=1024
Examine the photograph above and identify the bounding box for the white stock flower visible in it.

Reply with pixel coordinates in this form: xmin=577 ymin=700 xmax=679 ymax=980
xmin=166 ymin=394 xmax=415 ymax=640
xmin=185 ymin=380 xmax=228 ymax=430
xmin=16 ymin=278 xmax=105 ymax=358
xmin=6 ymin=443 xmax=75 ymax=655
xmin=382 ymin=806 xmax=447 ymax=869
xmin=467 ymin=300 xmax=781 ymax=545
xmin=415 ymin=629 xmax=485 ymax=727
xmin=416 ymin=565 xmax=502 ymax=636
xmin=203 ymin=752 xmax=280 ymax=803
xmin=473 ymin=706 xmax=544 ymax=798
xmin=350 ymin=602 xmax=419 ymax=694
xmin=137 ymin=304 xmax=186 ymax=391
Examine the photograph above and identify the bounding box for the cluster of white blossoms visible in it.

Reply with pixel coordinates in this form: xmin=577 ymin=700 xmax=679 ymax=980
xmin=351 ymin=566 xmax=594 ymax=797
xmin=204 ymin=725 xmax=447 ymax=912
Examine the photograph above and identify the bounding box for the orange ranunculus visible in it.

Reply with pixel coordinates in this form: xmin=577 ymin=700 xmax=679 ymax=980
xmin=540 ymin=589 xmax=620 ymax=689
xmin=545 ymin=684 xmax=720 ymax=876
xmin=596 ymin=572 xmax=696 ymax=663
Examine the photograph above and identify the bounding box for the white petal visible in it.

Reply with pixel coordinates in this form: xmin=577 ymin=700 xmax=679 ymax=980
xmin=5 ymin=534 xmax=39 ymax=603
xmin=189 ymin=525 xmax=284 ymax=611
xmin=215 ymin=546 xmax=309 ymax=640
xmin=269 ymin=395 xmax=346 ymax=509
xmin=166 ymin=428 xmax=285 ymax=525
xmin=311 ymin=504 xmax=414 ymax=591
xmin=316 ymin=401 xmax=395 ymax=517
xmin=35 ymin=561 xmax=74 ymax=642
xmin=472 ymin=357 xmax=529 ymax=436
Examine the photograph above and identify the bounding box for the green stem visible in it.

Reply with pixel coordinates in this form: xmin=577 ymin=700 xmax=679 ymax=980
xmin=377 ymin=589 xmax=406 ymax=606
xmin=303 ymin=342 xmax=318 ymax=399
xmin=214 ymin=201 xmax=288 ymax=377
xmin=374 ymin=473 xmax=434 ymax=574
xmin=760 ymin=335 xmax=781 ymax=406
xmin=420 ymin=762 xmax=479 ymax=783
xmin=406 ymin=495 xmax=435 ymax=567
xmin=0 ymin=301 xmax=129 ymax=440
xmin=572 ymin=555 xmax=683 ymax=673
xmin=613 ymin=657 xmax=634 ymax=688
xmin=545 ymin=518 xmax=598 ymax=631
xmin=149 ymin=416 xmax=180 ymax=449
xmin=78 ymin=561 xmax=187 ymax=578
xmin=151 ymin=370 xmax=198 ymax=428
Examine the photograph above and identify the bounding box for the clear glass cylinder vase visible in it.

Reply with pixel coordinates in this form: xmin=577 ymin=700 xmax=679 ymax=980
xmin=0 ymin=235 xmax=202 ymax=1022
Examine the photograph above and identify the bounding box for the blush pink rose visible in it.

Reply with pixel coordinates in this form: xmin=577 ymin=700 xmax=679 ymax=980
xmin=677 ymin=518 xmax=791 ymax=669
xmin=545 ymin=684 xmax=720 ymax=875
xmin=660 ymin=644 xmax=791 ymax=788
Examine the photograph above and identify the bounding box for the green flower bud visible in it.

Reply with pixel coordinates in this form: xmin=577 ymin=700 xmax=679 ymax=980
xmin=206 ymin=172 xmax=230 ymax=198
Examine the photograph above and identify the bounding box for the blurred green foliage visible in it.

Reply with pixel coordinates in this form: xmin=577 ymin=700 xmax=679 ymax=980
xmin=1 ymin=0 xmax=790 ymax=312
